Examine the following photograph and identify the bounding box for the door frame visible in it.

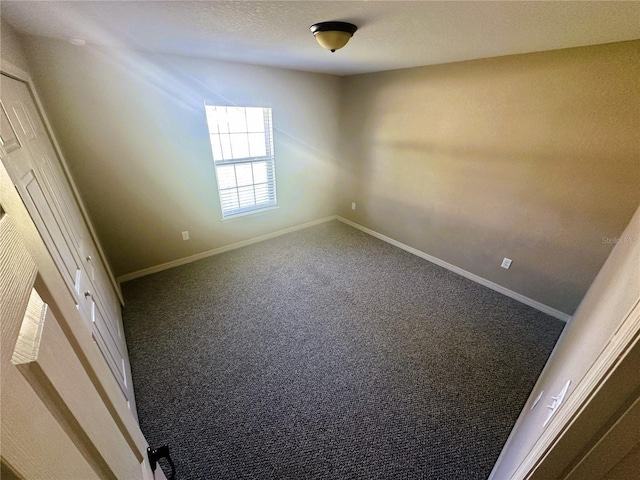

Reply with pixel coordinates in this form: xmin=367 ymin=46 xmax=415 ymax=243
xmin=519 ymin=299 xmax=640 ymax=478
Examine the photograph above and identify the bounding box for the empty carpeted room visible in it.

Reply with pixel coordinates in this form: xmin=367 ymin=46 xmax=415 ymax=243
xmin=1 ymin=2 xmax=639 ymax=480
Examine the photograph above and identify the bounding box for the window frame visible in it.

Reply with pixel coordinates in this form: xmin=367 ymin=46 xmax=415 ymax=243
xmin=204 ymin=105 xmax=277 ymax=219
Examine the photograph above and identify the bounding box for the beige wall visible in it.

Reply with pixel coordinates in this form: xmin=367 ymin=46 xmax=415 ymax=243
xmin=491 ymin=203 xmax=640 ymax=479
xmin=339 ymin=41 xmax=640 ymax=314
xmin=3 ymin=17 xmax=640 ymax=479
xmin=20 ymin=35 xmax=344 ymax=276
xmin=5 ymin=28 xmax=639 ymax=311
xmin=0 ymin=19 xmax=30 ymax=74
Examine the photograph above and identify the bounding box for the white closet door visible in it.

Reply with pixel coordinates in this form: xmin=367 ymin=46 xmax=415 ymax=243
xmin=0 ymin=73 xmax=136 ymax=414
xmin=1 ymin=181 xmax=166 ymax=480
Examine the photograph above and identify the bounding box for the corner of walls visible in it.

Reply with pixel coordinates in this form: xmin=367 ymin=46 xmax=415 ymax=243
xmin=489 ymin=203 xmax=640 ymax=479
xmin=2 ymin=27 xmax=125 ymax=303
xmin=1 ymin=17 xmax=31 ymax=74
xmin=336 ymin=216 xmax=571 ymax=322
xmin=335 ymin=73 xmax=363 ymax=221
xmin=337 ymin=40 xmax=640 ymax=315
xmin=19 ymin=37 xmax=345 ymax=278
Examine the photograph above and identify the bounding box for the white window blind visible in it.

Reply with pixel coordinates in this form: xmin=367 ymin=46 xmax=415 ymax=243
xmin=205 ymin=105 xmax=276 ymax=218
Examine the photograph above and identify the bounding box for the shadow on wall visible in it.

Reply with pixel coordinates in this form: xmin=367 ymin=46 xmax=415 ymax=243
xmin=23 ymin=35 xmax=344 ymax=277
xmin=339 ymin=41 xmax=640 ymax=315
xmin=349 ymin=135 xmax=632 ymax=314
xmin=353 ymin=189 xmax=593 ymax=315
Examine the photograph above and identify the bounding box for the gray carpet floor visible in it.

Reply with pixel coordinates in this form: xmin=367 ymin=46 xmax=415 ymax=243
xmin=122 ymin=220 xmax=564 ymax=479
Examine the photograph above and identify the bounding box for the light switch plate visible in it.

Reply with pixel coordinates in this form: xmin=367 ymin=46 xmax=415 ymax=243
xmin=501 ymin=258 xmax=512 ymax=269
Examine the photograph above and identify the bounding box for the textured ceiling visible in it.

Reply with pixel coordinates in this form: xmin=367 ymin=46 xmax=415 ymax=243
xmin=2 ymin=1 xmax=640 ymax=75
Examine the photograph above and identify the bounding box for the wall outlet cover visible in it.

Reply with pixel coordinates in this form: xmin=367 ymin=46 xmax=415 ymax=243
xmin=501 ymin=258 xmax=512 ymax=269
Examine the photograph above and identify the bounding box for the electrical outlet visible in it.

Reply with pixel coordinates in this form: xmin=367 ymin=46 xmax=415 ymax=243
xmin=352 ymin=202 xmax=356 ymax=210
xmin=182 ymin=231 xmax=190 ymax=241
xmin=501 ymin=258 xmax=512 ymax=269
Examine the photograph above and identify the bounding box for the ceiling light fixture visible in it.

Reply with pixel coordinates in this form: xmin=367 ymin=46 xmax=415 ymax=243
xmin=310 ymin=21 xmax=357 ymax=52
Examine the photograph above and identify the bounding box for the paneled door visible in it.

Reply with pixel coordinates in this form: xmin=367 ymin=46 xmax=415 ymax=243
xmin=0 ymin=72 xmax=136 ymax=413
xmin=1 ymin=166 xmax=166 ymax=479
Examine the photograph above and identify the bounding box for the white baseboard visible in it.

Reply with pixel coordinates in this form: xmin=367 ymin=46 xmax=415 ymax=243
xmin=118 ymin=214 xmax=572 ymax=322
xmin=337 ymin=216 xmax=571 ymax=322
xmin=117 ymin=215 xmax=338 ymax=283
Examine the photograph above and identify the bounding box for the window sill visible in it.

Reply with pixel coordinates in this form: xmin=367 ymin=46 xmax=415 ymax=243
xmin=220 ymin=206 xmax=279 ymax=222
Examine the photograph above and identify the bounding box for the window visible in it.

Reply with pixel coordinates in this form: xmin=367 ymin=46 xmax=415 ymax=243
xmin=205 ymin=105 xmax=277 ymax=218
